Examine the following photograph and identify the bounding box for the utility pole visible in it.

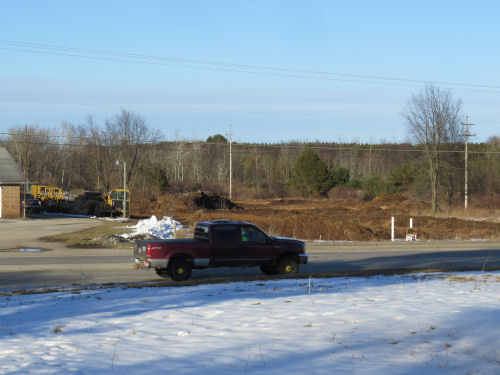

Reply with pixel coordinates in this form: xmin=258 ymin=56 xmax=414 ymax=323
xmin=116 ymin=159 xmax=127 ymax=218
xmin=23 ymin=125 xmax=27 ymax=218
xmin=123 ymin=160 xmax=127 ymax=218
xmin=461 ymin=115 xmax=475 ymax=210
xmin=229 ymin=124 xmax=232 ymax=199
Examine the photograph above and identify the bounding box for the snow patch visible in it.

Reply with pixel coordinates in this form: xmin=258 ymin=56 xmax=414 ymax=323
xmin=121 ymin=215 xmax=184 ymax=239
xmin=0 ymin=272 xmax=499 ymax=374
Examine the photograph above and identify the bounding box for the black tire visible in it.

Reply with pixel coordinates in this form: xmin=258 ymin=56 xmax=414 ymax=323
xmin=168 ymin=258 xmax=192 ymax=282
xmin=276 ymin=257 xmax=299 ymax=275
xmin=155 ymin=268 xmax=169 ymax=278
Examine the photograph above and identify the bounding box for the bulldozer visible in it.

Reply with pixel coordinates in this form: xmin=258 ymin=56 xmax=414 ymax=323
xmin=70 ymin=191 xmax=121 ymax=217
xmin=105 ymin=189 xmax=130 ymax=216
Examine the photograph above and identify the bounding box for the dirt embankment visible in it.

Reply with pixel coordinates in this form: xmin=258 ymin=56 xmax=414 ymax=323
xmin=131 ymin=192 xmax=500 ymax=241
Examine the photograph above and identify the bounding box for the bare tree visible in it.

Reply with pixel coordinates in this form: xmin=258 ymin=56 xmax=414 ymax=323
xmin=173 ymin=131 xmax=186 ymax=182
xmin=105 ymin=109 xmax=161 ymax=187
xmin=7 ymin=125 xmax=53 ymax=185
xmin=403 ymin=84 xmax=462 ymax=211
xmin=191 ymin=142 xmax=203 ymax=182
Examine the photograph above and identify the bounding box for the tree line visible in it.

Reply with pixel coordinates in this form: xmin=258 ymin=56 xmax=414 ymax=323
xmin=1 ymin=87 xmax=499 ymax=210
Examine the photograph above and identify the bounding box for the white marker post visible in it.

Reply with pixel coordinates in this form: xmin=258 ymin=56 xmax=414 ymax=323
xmin=391 ymin=216 xmax=395 ymax=241
xmin=410 ymin=218 xmax=413 ymax=229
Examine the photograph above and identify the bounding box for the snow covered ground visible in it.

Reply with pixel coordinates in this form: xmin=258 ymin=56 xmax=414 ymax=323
xmin=1 ymin=272 xmax=499 ymax=374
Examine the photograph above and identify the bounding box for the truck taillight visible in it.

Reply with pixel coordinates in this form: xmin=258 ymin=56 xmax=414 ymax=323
xmin=147 ymin=245 xmax=151 ymax=257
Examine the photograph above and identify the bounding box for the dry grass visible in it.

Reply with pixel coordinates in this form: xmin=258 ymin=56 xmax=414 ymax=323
xmin=446 ymin=274 xmax=500 ymax=283
xmin=40 ymin=220 xmax=136 ymax=248
xmin=409 ymin=206 xmax=500 ymax=223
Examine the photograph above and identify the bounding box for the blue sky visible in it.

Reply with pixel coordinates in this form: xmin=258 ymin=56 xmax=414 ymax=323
xmin=0 ymin=0 xmax=499 ymax=143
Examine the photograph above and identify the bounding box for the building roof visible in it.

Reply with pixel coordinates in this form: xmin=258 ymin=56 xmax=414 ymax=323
xmin=0 ymin=147 xmax=25 ymax=184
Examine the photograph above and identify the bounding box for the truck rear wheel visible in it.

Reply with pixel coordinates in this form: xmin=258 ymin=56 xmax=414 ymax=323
xmin=277 ymin=257 xmax=299 ymax=275
xmin=168 ymin=259 xmax=192 ymax=282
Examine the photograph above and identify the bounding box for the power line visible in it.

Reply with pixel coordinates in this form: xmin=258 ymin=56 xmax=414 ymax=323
xmin=1 ymin=134 xmax=499 ymax=155
xmin=0 ymin=45 xmax=424 ymax=89
xmin=0 ymin=141 xmax=429 ymax=160
xmin=0 ymin=97 xmax=406 ymax=119
xmin=1 ymin=39 xmax=500 ymax=92
xmin=2 ymin=98 xmax=499 ymax=126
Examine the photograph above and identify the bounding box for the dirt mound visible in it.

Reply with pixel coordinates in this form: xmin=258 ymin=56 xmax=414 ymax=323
xmin=131 ymin=191 xmax=240 ymax=219
xmin=131 ymin=193 xmax=500 ymax=241
xmin=360 ymin=194 xmax=429 ymax=213
xmin=181 ymin=191 xmax=240 ymax=211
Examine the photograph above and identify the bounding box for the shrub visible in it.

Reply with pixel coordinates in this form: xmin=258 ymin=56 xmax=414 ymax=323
xmin=330 ymin=166 xmax=350 ymax=186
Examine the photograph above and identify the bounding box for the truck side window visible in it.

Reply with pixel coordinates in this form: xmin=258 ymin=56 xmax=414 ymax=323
xmin=241 ymin=226 xmax=267 ymax=244
xmin=214 ymin=225 xmax=238 ymax=243
xmin=194 ymin=225 xmax=209 ymax=241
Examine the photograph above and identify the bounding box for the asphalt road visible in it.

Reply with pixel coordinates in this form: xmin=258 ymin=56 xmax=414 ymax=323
xmin=1 ymin=217 xmax=499 ymax=291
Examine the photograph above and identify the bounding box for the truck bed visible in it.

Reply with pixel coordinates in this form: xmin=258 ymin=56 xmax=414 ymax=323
xmin=134 ymin=238 xmax=209 ymax=262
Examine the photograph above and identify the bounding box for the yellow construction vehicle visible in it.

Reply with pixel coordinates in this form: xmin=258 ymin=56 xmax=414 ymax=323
xmin=106 ymin=189 xmax=130 ymax=215
xmin=29 ymin=184 xmax=124 ymax=216
xmin=30 ymin=185 xmax=67 ymax=212
xmin=30 ymin=185 xmax=49 ymax=201
xmin=30 ymin=185 xmax=64 ymax=202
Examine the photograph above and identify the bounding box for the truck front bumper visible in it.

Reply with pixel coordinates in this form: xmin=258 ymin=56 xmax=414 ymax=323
xmin=298 ymin=254 xmax=308 ymax=264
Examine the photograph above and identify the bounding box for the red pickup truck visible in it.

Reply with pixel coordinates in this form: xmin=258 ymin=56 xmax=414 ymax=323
xmin=133 ymin=220 xmax=308 ymax=281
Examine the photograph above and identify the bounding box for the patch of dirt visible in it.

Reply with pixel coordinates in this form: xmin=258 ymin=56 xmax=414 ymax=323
xmin=132 ymin=192 xmax=240 ymax=219
xmin=130 ymin=192 xmax=500 ymax=241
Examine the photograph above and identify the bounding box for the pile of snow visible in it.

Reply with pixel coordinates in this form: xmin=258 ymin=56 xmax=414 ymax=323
xmin=1 ymin=272 xmax=499 ymax=374
xmin=121 ymin=215 xmax=184 ymax=239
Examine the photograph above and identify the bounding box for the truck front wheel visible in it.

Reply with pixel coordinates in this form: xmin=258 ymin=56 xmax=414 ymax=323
xmin=277 ymin=257 xmax=299 ymax=275
xmin=168 ymin=259 xmax=192 ymax=282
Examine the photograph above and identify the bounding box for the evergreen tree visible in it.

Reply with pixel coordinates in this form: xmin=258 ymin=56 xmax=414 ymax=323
xmin=289 ymin=148 xmax=333 ymax=197
xmin=330 ymin=166 xmax=350 ymax=186
xmin=206 ymin=134 xmax=228 ymax=144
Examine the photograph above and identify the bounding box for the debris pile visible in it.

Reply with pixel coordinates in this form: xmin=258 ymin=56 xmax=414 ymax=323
xmin=132 ymin=191 xmax=240 ymax=219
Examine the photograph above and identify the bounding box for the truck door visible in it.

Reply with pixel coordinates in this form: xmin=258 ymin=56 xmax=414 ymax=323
xmin=239 ymin=225 xmax=274 ymax=266
xmin=212 ymin=225 xmax=242 ymax=266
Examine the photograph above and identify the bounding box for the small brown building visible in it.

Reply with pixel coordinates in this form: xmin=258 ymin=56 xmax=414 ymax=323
xmin=0 ymin=147 xmax=25 ymax=218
